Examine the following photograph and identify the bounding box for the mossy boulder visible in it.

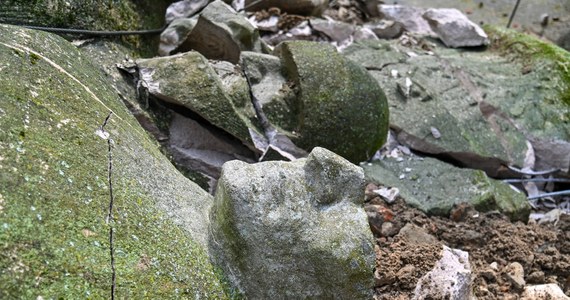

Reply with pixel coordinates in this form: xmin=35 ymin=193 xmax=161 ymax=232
xmin=136 ymin=51 xmax=261 ymax=149
xmin=344 ymin=29 xmax=569 ymax=168
xmin=275 ymin=41 xmax=390 ymax=163
xmin=485 ymin=25 xmax=570 ymax=107
xmin=210 ymin=147 xmax=374 ymax=298
xmin=363 ymin=157 xmax=530 ymax=221
xmin=0 ymin=24 xmax=232 ymax=298
xmin=240 ymin=51 xmax=298 ymax=133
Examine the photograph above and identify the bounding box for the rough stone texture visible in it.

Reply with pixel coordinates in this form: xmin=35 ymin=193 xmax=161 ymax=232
xmin=377 ymin=5 xmax=435 ymax=35
xmin=423 ymin=8 xmax=490 ymax=48
xmin=275 ymin=41 xmax=390 ymax=163
xmin=0 ymin=24 xmax=231 ymax=298
xmin=505 ymin=262 xmax=526 ymax=292
xmin=380 ymin=0 xmax=570 ymax=51
xmin=343 ymin=33 xmax=569 ymax=168
xmin=168 ymin=112 xmax=256 ymax=179
xmin=310 ymin=18 xmax=356 ymax=42
xmin=180 ymin=0 xmax=268 ymax=63
xmin=413 ymin=246 xmax=473 ymax=299
xmin=165 ymin=0 xmax=209 ymax=23
xmin=159 ymin=17 xmax=198 ymax=56
xmin=362 ymin=157 xmax=531 ymax=221
xmin=0 ymin=0 xmax=168 ymax=31
xmin=0 ymin=0 xmax=170 ymax=54
xmin=364 ymin=20 xmax=405 ymax=39
xmin=137 ymin=41 xmax=392 ymax=178
xmin=522 ymin=284 xmax=570 ymax=300
xmin=136 ymin=51 xmax=259 ymax=148
xmin=210 ymin=147 xmax=375 ymax=299
xmin=240 ymin=51 xmax=298 ymax=132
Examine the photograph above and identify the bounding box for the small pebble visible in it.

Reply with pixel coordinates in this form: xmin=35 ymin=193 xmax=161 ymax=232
xmin=505 ymin=262 xmax=525 ymax=291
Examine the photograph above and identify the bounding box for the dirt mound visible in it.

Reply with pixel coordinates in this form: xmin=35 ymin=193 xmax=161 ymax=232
xmin=367 ymin=184 xmax=570 ymax=299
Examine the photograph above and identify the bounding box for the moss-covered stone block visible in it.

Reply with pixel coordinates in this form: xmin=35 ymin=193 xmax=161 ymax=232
xmin=363 ymin=157 xmax=530 ymax=221
xmin=275 ymin=41 xmax=390 ymax=163
xmin=0 ymin=24 xmax=232 ymax=298
xmin=470 ymin=170 xmax=531 ymax=222
xmin=486 ymin=25 xmax=570 ymax=107
xmin=136 ymin=52 xmax=260 ymax=148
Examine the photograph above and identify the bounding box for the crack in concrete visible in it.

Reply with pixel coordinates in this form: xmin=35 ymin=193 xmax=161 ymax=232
xmin=240 ymin=59 xmax=308 ymax=161
xmin=0 ymin=40 xmax=123 ymax=122
xmin=99 ymin=112 xmax=116 ymax=300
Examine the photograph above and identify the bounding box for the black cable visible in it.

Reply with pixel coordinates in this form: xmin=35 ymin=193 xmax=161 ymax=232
xmin=1 ymin=22 xmax=167 ymax=36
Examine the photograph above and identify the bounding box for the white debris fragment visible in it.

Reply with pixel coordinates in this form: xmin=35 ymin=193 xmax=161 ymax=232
xmin=414 ymin=246 xmax=472 ymax=299
xmin=430 ymin=127 xmax=441 ymax=139
xmin=406 ymin=51 xmax=418 ymax=57
xmin=231 ymin=0 xmax=245 ymax=11
xmin=250 ymin=15 xmax=279 ymax=32
xmin=373 ymin=187 xmax=400 ymax=203
xmin=391 ymin=69 xmax=399 ymax=78
xmin=398 ymin=145 xmax=411 ymax=155
xmin=405 ymin=77 xmax=413 ymax=96
xmin=522 ymin=284 xmax=569 ymax=300
xmin=538 ymin=208 xmax=562 ymax=225
xmin=95 ymin=129 xmax=110 ymax=140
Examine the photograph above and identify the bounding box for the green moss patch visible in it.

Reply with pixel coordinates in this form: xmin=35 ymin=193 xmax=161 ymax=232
xmin=0 ymin=24 xmax=232 ymax=298
xmin=0 ymin=0 xmax=171 ymax=56
xmin=486 ymin=25 xmax=570 ymax=106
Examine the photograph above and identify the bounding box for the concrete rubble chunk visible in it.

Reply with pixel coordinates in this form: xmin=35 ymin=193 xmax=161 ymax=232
xmin=522 ymin=284 xmax=570 ymax=300
xmin=413 ymin=246 xmax=473 ymax=300
xmin=162 ymin=0 xmax=267 ymax=62
xmin=422 ymin=8 xmax=490 ymax=48
xmin=274 ymin=41 xmax=389 ymax=163
xmin=378 ymin=5 xmax=435 ymax=35
xmin=135 ymin=51 xmax=264 ymax=160
xmin=210 ymin=147 xmax=374 ymax=299
xmin=159 ymin=17 xmax=197 ymax=56
xmin=165 ymin=0 xmax=209 ymax=23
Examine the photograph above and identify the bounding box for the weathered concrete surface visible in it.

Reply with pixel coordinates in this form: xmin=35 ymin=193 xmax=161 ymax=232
xmin=210 ymin=147 xmax=374 ymax=299
xmin=276 ymin=41 xmax=390 ymax=163
xmin=178 ymin=0 xmax=268 ymax=63
xmin=343 ymin=28 xmax=569 ymax=168
xmin=136 ymin=51 xmax=260 ymax=148
xmin=413 ymin=246 xmax=472 ymax=300
xmin=363 ymin=157 xmax=531 ymax=221
xmin=0 ymin=24 xmax=232 ymax=298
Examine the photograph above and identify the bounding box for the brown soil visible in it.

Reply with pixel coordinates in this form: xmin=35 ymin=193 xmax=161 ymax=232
xmin=365 ymin=183 xmax=570 ymax=299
